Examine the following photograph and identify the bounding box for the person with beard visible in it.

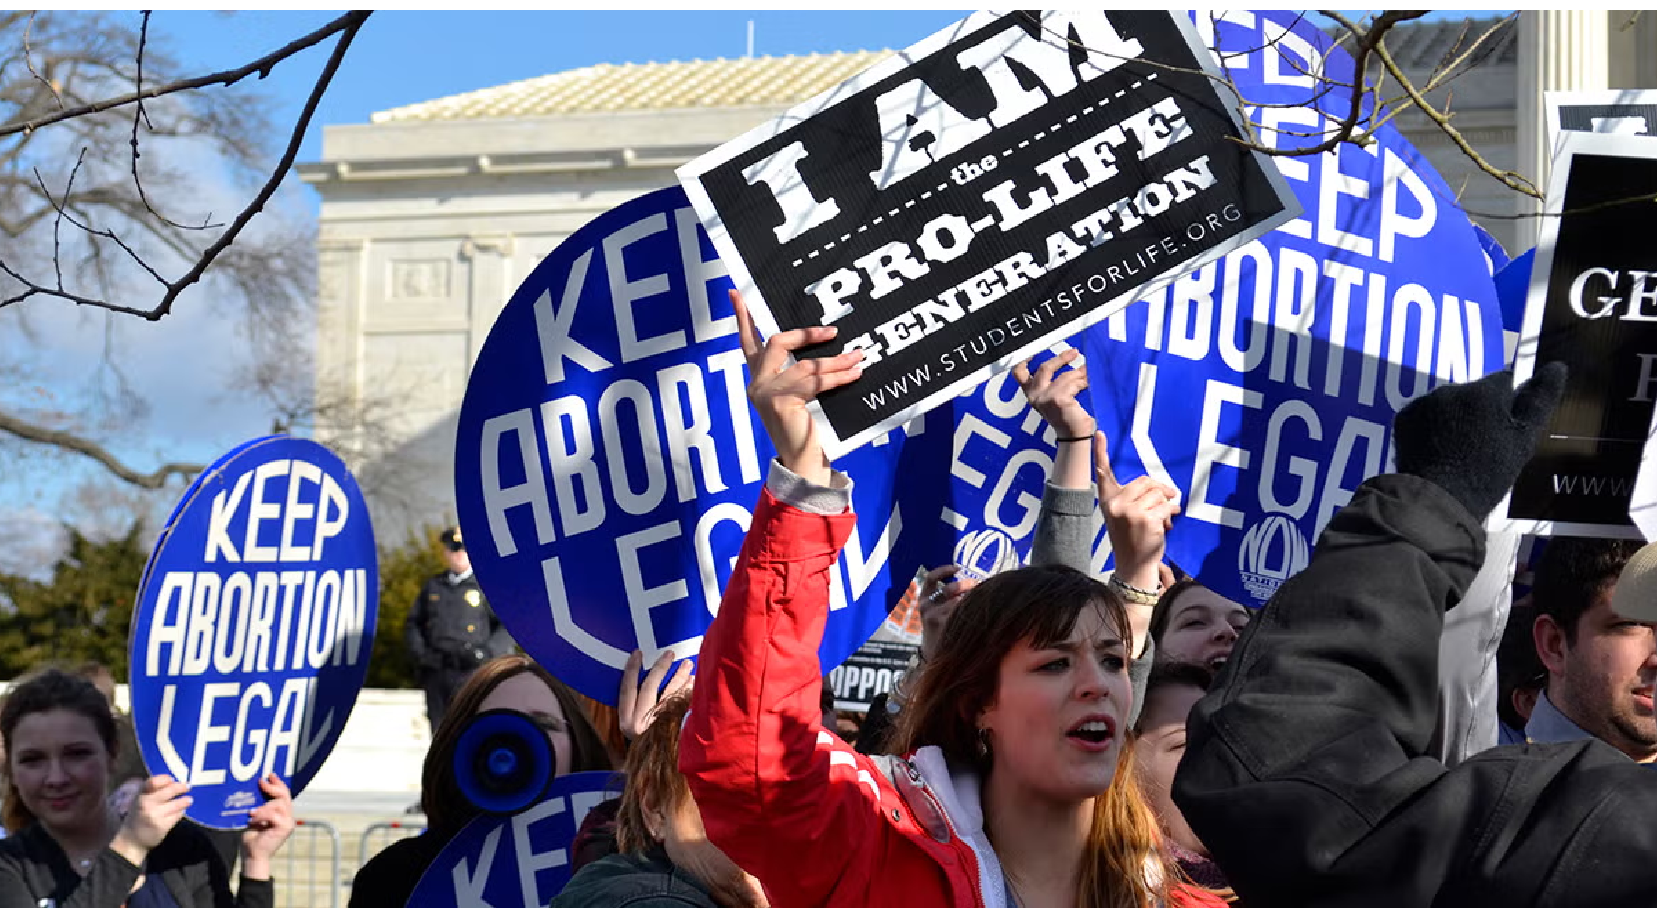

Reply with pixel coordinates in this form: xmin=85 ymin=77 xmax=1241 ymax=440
xmin=1526 ymin=537 xmax=1655 ymax=762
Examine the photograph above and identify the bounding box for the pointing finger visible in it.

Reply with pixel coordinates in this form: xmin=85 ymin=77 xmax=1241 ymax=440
xmin=731 ymin=290 xmax=761 ymax=366
xmin=1093 ymin=431 xmax=1120 ymax=497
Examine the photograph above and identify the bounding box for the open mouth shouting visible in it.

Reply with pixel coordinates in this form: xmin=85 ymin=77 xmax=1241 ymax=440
xmin=1066 ymin=714 xmax=1117 ymax=751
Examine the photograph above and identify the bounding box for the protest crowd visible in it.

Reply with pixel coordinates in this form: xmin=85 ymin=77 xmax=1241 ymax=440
xmin=4 ymin=321 xmax=1654 ymax=906
xmin=5 ymin=8 xmax=1657 ymax=909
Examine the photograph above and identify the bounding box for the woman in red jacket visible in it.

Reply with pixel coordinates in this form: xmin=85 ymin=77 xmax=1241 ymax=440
xmin=680 ymin=294 xmax=1221 ymax=908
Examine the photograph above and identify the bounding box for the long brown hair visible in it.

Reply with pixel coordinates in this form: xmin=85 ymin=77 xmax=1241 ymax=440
xmin=0 ymin=669 xmax=119 ymax=835
xmin=420 ymin=654 xmax=615 ymax=834
xmin=614 ymin=690 xmax=690 ymax=856
xmin=892 ymin=565 xmax=1175 ymax=907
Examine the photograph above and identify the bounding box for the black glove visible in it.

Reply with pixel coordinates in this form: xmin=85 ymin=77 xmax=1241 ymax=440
xmin=1391 ymin=362 xmax=1568 ymax=521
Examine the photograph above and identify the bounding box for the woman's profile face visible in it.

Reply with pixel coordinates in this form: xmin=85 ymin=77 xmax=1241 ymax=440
xmin=1133 ymin=682 xmax=1207 ymax=854
xmin=977 ymin=601 xmax=1130 ymax=803
xmin=479 ymin=672 xmax=575 ymax=778
xmin=1158 ymin=586 xmax=1249 ymax=672
xmin=8 ymin=709 xmax=113 ymax=836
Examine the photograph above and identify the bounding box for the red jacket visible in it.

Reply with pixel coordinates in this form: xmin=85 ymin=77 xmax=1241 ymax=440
xmin=680 ymin=486 xmax=1224 ymax=908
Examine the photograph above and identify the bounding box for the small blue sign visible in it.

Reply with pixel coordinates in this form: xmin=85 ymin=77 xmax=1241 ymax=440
xmin=129 ymin=436 xmax=378 ymax=828
xmin=1082 ymin=11 xmax=1505 ymax=608
xmin=406 ymin=770 xmax=623 ymax=907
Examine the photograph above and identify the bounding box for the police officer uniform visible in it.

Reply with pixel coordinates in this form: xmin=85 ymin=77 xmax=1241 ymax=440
xmin=405 ymin=527 xmax=514 ymax=726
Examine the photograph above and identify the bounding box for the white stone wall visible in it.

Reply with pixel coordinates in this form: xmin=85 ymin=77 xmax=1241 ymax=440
xmin=302 ymin=102 xmax=800 ymax=538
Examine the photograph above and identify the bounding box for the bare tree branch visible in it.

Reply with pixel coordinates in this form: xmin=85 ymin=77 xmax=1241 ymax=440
xmin=130 ymin=10 xmax=213 ymax=233
xmin=0 ymin=10 xmax=369 ymax=320
xmin=0 ymin=11 xmax=367 ymax=140
xmin=1371 ymin=24 xmax=1542 ymax=199
xmin=0 ymin=407 xmax=201 ymax=489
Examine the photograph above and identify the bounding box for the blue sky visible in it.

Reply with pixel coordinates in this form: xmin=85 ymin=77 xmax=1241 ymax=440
xmin=2 ymin=12 xmax=978 ymax=562
xmin=157 ymin=11 xmax=974 ymax=169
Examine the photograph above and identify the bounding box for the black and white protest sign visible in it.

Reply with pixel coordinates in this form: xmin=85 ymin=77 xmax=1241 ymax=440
xmin=1502 ymin=131 xmax=1657 ymax=537
xmin=678 ymin=10 xmax=1299 ymax=457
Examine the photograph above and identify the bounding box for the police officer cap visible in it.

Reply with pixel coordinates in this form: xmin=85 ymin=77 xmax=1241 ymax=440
xmin=440 ymin=527 xmax=465 ymax=552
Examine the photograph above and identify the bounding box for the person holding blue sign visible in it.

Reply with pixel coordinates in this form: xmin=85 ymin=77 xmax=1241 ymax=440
xmin=348 ymin=654 xmax=613 ymax=908
xmin=0 ymin=668 xmax=294 ymax=907
xmin=680 ymin=294 xmax=1221 ymax=907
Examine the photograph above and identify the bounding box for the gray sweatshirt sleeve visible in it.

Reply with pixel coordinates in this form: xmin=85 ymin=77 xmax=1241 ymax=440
xmin=1029 ymin=483 xmax=1100 ymax=571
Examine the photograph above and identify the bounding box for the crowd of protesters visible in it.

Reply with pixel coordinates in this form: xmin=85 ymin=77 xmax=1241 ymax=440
xmin=3 ymin=284 xmax=1655 ymax=906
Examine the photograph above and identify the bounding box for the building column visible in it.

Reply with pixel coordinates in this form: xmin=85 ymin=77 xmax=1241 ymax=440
xmin=315 ymin=237 xmax=367 ymax=453
xmin=459 ymin=234 xmax=515 ymax=370
xmin=1515 ymin=10 xmax=1609 ymax=249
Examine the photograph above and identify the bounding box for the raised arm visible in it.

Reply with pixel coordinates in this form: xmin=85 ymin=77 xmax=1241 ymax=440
xmin=1175 ymin=365 xmax=1657 ymax=905
xmin=680 ymin=292 xmax=891 ymax=906
xmin=1021 ymin=349 xmax=1102 ymax=571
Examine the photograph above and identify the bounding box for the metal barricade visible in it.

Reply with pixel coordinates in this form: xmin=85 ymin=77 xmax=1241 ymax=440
xmin=272 ymin=818 xmax=342 ymax=908
xmin=356 ymin=819 xmax=428 ymax=877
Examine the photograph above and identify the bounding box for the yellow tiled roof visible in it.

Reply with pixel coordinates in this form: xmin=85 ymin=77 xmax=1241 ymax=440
xmin=371 ymin=51 xmax=895 ymax=123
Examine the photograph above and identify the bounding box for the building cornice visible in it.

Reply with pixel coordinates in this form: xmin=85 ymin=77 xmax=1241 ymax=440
xmin=298 ymin=143 xmax=714 ymax=187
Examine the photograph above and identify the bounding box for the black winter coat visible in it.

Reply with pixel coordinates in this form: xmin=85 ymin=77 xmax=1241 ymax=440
xmin=404 ymin=571 xmax=513 ymax=672
xmin=549 ymin=848 xmax=720 ymax=907
xmin=0 ymin=819 xmax=272 ymax=908
xmin=1176 ymin=474 xmax=1657 ymax=905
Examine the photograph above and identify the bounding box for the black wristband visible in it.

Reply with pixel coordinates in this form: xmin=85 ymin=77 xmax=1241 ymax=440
xmin=1055 ymin=430 xmax=1095 ymax=443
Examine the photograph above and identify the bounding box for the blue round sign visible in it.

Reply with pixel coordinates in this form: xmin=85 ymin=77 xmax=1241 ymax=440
xmin=407 ymin=770 xmax=623 ymax=907
xmin=1083 ymin=10 xmax=1505 ymax=608
xmin=129 ymin=435 xmax=379 ymax=828
xmin=455 ymin=185 xmax=1079 ymax=705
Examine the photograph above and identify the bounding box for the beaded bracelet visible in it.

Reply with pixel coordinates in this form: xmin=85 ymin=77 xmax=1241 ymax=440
xmin=1109 ymin=573 xmax=1162 ymax=606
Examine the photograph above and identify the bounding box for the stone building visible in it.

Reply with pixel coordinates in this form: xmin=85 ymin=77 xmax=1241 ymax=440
xmin=299 ymin=12 xmax=1656 ymax=539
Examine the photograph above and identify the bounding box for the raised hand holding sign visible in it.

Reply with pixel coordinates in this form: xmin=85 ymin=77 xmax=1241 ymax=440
xmin=732 ymin=288 xmax=864 ymax=484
